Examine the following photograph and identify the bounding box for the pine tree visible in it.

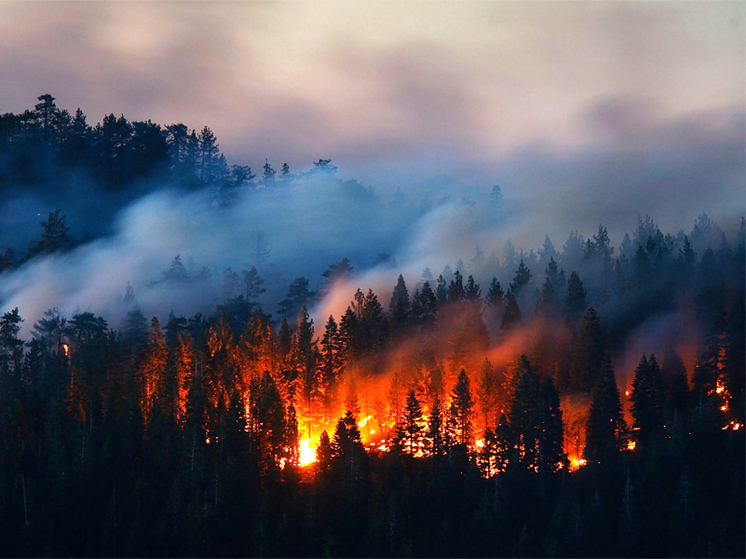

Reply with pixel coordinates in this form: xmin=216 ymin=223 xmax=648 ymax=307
xmin=464 ymin=275 xmax=481 ymax=302
xmin=197 ymin=126 xmax=220 ymax=183
xmin=395 ymin=388 xmax=424 ymax=457
xmin=535 ymin=276 xmax=559 ymax=317
xmin=330 ymin=410 xmax=367 ymax=480
xmin=296 ymin=307 xmax=319 ymax=439
xmin=564 ymin=272 xmax=587 ymax=319
xmin=569 ymin=308 xmax=605 ymax=392
xmin=389 ymin=274 xmax=411 ymax=333
xmin=319 ymin=315 xmax=342 ymax=419
xmin=494 ymin=413 xmax=514 ymax=473
xmin=359 ymin=289 xmax=389 ymax=353
xmin=277 ymin=277 xmax=313 ymax=320
xmin=449 ymin=369 xmax=474 ymax=447
xmin=448 ymin=270 xmax=466 ymax=302
xmin=0 ymin=308 xmax=24 ymax=378
xmin=538 ymin=377 xmax=565 ymax=473
xmin=509 ymin=355 xmax=541 ymax=469
xmin=262 ymin=159 xmax=276 ymax=183
xmin=242 ymin=266 xmax=266 ymax=302
xmin=436 ymin=274 xmax=448 ymax=304
xmin=427 ymin=396 xmax=445 ymax=457
xmin=476 ymin=358 xmax=499 ymax=433
xmin=412 ymin=281 xmax=437 ymax=329
xmin=28 ymin=210 xmax=72 ymax=256
xmin=629 ymin=354 xmax=664 ymax=442
xmin=584 ymin=357 xmax=626 ymax=465
xmin=315 ymin=430 xmax=333 ymax=479
xmin=501 ymin=291 xmax=522 ymax=329
xmin=284 ymin=402 xmax=300 ymax=468
xmin=485 ymin=277 xmax=504 ymax=310
xmin=510 ymin=260 xmax=532 ymax=293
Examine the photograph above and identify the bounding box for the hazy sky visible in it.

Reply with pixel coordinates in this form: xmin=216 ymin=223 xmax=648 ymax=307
xmin=0 ymin=0 xmax=744 ymax=228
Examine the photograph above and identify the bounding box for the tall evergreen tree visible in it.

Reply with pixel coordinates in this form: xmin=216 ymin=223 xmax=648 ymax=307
xmin=629 ymin=354 xmax=664 ymax=442
xmin=449 ymin=369 xmax=474 ymax=447
xmin=427 ymin=396 xmax=445 ymax=458
xmin=510 ymin=260 xmax=532 ymax=293
xmin=242 ymin=266 xmax=266 ymax=302
xmin=538 ymin=377 xmax=565 ymax=473
xmin=388 ymin=274 xmax=411 ymax=333
xmin=501 ymin=291 xmax=522 ymax=329
xmin=485 ymin=277 xmax=504 ymax=310
xmin=584 ymin=357 xmax=626 ymax=465
xmin=509 ymin=355 xmax=541 ymax=469
xmin=395 ymin=388 xmax=424 ymax=457
xmin=564 ymin=272 xmax=587 ymax=319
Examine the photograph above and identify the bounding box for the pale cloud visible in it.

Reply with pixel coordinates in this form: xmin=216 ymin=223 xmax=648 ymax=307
xmin=0 ymin=0 xmax=742 ymax=221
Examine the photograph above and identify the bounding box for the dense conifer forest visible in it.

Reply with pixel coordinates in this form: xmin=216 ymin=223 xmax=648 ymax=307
xmin=0 ymin=96 xmax=744 ymax=557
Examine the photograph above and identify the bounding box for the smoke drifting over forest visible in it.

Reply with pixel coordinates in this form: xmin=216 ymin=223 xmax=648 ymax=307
xmin=0 ymin=2 xmax=744 ymax=555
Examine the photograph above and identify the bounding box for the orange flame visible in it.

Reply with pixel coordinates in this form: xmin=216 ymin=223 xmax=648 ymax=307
xmin=299 ymin=438 xmax=316 ymax=467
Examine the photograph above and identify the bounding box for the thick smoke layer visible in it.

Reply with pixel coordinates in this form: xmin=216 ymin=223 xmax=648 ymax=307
xmin=0 ymin=144 xmax=742 ymax=341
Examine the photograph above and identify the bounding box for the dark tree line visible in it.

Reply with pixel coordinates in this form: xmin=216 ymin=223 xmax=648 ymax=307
xmin=0 ymin=96 xmax=744 ymax=557
xmin=0 ymin=209 xmax=743 ymax=556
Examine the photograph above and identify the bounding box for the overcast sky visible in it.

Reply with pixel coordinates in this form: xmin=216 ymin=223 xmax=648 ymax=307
xmin=1 ymin=0 xmax=744 ymax=234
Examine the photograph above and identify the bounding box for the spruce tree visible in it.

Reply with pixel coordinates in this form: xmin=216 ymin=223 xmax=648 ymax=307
xmin=509 ymin=355 xmax=541 ymax=469
xmin=564 ymin=272 xmax=587 ymax=319
xmin=427 ymin=396 xmax=445 ymax=457
xmin=538 ymin=377 xmax=565 ymax=473
xmin=388 ymin=274 xmax=411 ymax=333
xmin=449 ymin=369 xmax=474 ymax=447
xmin=584 ymin=357 xmax=626 ymax=465
xmin=395 ymin=388 xmax=424 ymax=456
xmin=501 ymin=291 xmax=522 ymax=329
xmin=629 ymin=354 xmax=664 ymax=442
xmin=510 ymin=260 xmax=532 ymax=293
xmin=242 ymin=266 xmax=266 ymax=302
xmin=485 ymin=277 xmax=504 ymax=310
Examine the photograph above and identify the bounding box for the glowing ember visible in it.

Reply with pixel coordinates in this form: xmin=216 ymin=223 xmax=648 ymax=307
xmin=734 ymin=423 xmax=741 ymax=431
xmin=299 ymin=438 xmax=316 ymax=467
xmin=475 ymin=439 xmax=485 ymax=449
xmin=720 ymin=405 xmax=727 ymax=412
xmin=62 ymin=343 xmax=69 ymax=356
xmin=569 ymin=457 xmax=587 ymax=470
xmin=627 ymin=440 xmax=636 ymax=450
xmin=716 ymin=379 xmax=725 ymax=394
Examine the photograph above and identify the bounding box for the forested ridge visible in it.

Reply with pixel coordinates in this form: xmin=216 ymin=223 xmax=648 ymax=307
xmin=0 ymin=96 xmax=744 ymax=557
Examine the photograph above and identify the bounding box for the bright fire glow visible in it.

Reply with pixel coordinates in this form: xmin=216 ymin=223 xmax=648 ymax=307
xmin=625 ymin=390 xmax=630 ymax=397
xmin=475 ymin=439 xmax=485 ymax=449
xmin=569 ymin=457 xmax=587 ymax=470
xmin=299 ymin=438 xmax=316 ymax=467
xmin=357 ymin=415 xmax=372 ymax=428
xmin=62 ymin=343 xmax=69 ymax=356
xmin=716 ymin=379 xmax=725 ymax=394
xmin=627 ymin=440 xmax=636 ymax=450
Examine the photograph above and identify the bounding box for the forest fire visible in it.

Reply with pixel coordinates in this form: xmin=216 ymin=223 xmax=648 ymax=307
xmin=0 ymin=217 xmax=741 ymax=558
xmin=299 ymin=438 xmax=316 ymax=466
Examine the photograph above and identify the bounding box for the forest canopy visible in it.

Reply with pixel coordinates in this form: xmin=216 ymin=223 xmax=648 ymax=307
xmin=0 ymin=95 xmax=743 ymax=558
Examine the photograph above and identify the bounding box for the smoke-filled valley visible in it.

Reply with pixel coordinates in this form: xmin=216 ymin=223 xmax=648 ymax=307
xmin=0 ymin=95 xmax=744 ymax=557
